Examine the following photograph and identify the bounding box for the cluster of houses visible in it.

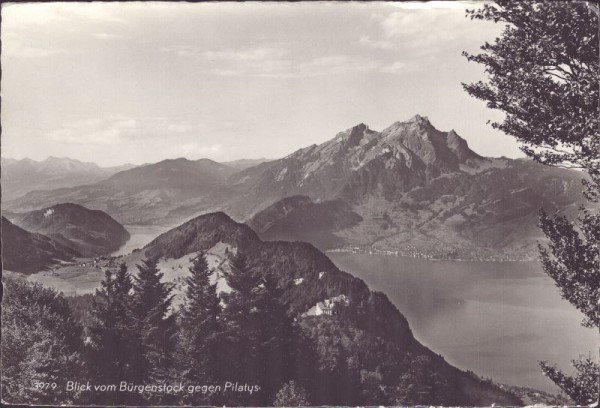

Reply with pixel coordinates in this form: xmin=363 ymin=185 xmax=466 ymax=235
xmin=76 ymin=255 xmax=119 ymax=269
xmin=304 ymin=294 xmax=349 ymax=317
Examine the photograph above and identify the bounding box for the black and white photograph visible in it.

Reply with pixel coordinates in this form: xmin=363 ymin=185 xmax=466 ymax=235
xmin=1 ymin=1 xmax=598 ymax=406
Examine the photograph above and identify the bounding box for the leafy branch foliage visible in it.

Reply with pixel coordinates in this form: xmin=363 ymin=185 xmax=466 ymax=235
xmin=462 ymin=1 xmax=599 ymax=200
xmin=539 ymin=209 xmax=599 ymax=328
xmin=463 ymin=1 xmax=599 ymax=403
xmin=540 ymin=357 xmax=599 ymax=405
xmin=1 ymin=279 xmax=84 ymax=405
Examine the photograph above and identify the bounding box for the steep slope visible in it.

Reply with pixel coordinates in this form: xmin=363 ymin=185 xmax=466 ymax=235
xmin=256 ymin=157 xmax=586 ymax=259
xmin=1 ymin=156 xmax=134 ymax=201
xmin=248 ymin=195 xmax=362 ymax=249
xmin=227 ymin=115 xmax=484 ymax=216
xmin=4 ymin=158 xmax=235 ymax=224
xmin=10 ymin=203 xmax=130 ymax=257
xmin=1 ymin=217 xmax=80 ymax=274
xmin=142 ymin=212 xmax=521 ymax=406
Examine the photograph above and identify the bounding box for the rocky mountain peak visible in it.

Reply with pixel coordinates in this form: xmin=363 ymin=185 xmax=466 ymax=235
xmin=345 ymin=123 xmax=374 ymax=146
xmin=407 ymin=114 xmax=431 ymax=125
xmin=378 ymin=115 xmax=480 ymax=169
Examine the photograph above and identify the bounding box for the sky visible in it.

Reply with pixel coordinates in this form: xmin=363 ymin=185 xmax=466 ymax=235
xmin=1 ymin=1 xmax=518 ymax=167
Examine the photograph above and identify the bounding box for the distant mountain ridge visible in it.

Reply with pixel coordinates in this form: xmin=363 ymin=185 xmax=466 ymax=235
xmin=1 ymin=156 xmax=135 ymax=201
xmin=223 ymin=158 xmax=270 ymax=170
xmin=9 ymin=203 xmax=130 ymax=257
xmin=3 ymin=115 xmax=591 ymax=258
xmin=3 ymin=158 xmax=235 ymax=224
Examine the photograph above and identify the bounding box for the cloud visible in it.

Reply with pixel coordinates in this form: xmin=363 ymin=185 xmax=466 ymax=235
xmin=93 ymin=32 xmax=123 ymax=40
xmin=1 ymin=31 xmax=74 ymax=58
xmin=161 ymin=45 xmax=293 ymax=76
xmin=172 ymin=143 xmax=223 ymax=157
xmin=160 ymin=45 xmax=286 ymax=61
xmin=390 ymin=1 xmax=475 ymax=10
xmin=3 ymin=2 xmax=126 ymax=26
xmin=2 ymin=4 xmax=126 ymax=58
xmin=357 ymin=36 xmax=397 ymax=51
xmin=48 ymin=117 xmax=195 ymax=146
xmin=295 ymin=55 xmax=380 ymax=77
xmin=166 ymin=46 xmax=387 ymax=78
xmin=358 ymin=5 xmax=503 ymax=56
xmin=2 ymin=3 xmax=69 ymax=25
xmin=66 ymin=5 xmax=127 ymax=24
xmin=379 ymin=61 xmax=410 ymax=75
xmin=4 ymin=45 xmax=70 ymax=58
xmin=200 ymin=47 xmax=287 ymax=62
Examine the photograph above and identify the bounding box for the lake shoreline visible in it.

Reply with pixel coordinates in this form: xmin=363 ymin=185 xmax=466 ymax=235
xmin=327 ymin=251 xmax=597 ymax=394
xmin=326 ymin=248 xmax=538 ymax=263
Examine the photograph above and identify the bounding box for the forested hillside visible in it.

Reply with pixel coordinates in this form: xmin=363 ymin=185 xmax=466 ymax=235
xmin=1 ymin=216 xmax=80 ymax=273
xmin=10 ymin=203 xmax=130 ymax=256
xmin=1 ymin=212 xmax=522 ymax=406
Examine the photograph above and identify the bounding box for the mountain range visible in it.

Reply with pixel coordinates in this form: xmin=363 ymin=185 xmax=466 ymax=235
xmin=2 ymin=115 xmax=590 ymax=259
xmin=3 ymin=158 xmax=235 ymax=225
xmin=1 ymin=156 xmax=135 ymax=201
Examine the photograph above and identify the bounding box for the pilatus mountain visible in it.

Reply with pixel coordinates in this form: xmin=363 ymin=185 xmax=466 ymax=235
xmin=230 ymin=115 xmax=483 ymax=209
xmin=3 ymin=115 xmax=588 ymax=259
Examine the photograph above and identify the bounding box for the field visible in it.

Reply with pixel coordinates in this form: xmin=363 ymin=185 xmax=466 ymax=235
xmin=18 ymin=242 xmax=234 ymax=307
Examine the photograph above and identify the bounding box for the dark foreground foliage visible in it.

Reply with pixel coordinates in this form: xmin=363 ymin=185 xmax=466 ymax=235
xmin=463 ymin=1 xmax=599 ymax=403
xmin=1 ymin=247 xmax=521 ymax=406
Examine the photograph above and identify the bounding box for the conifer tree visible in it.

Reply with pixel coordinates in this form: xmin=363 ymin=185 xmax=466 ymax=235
xmin=221 ymin=250 xmax=297 ymax=405
xmin=131 ymin=257 xmax=176 ymax=384
xmin=178 ymin=253 xmax=221 ymax=404
xmin=220 ymin=251 xmax=259 ymax=384
xmin=89 ymin=263 xmax=136 ymax=385
xmin=254 ymin=272 xmax=297 ymax=403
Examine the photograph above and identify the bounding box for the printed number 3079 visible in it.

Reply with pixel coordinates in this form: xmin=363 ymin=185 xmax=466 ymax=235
xmin=34 ymin=382 xmax=57 ymax=390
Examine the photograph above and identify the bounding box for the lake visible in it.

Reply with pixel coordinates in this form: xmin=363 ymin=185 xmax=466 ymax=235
xmin=111 ymin=224 xmax=175 ymax=256
xmin=328 ymin=252 xmax=598 ymax=393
